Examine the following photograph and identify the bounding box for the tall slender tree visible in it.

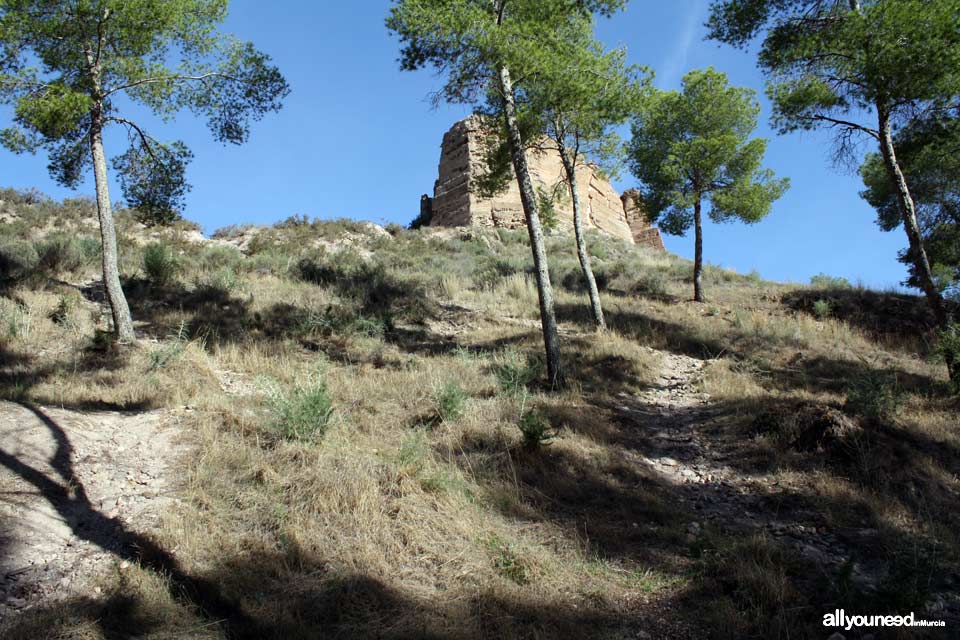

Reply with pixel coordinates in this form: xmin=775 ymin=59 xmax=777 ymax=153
xmin=523 ymin=27 xmax=650 ymax=330
xmin=387 ymin=0 xmax=629 ymax=388
xmin=469 ymin=17 xmax=650 ymax=330
xmin=861 ymin=115 xmax=960 ymax=299
xmin=0 ymin=0 xmax=289 ymax=342
xmin=708 ymin=0 xmax=960 ymax=333
xmin=628 ymin=68 xmax=788 ymax=302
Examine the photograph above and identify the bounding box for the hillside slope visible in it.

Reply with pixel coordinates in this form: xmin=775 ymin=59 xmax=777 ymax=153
xmin=0 ymin=189 xmax=957 ymax=639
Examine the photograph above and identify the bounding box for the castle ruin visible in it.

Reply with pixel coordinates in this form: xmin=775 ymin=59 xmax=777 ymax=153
xmin=422 ymin=115 xmax=664 ymax=251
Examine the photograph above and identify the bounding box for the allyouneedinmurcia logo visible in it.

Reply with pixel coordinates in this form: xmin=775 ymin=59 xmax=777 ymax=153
xmin=823 ymin=609 xmax=946 ymax=631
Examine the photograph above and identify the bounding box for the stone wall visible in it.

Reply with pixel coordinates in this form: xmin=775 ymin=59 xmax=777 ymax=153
xmin=427 ymin=116 xmax=664 ymax=250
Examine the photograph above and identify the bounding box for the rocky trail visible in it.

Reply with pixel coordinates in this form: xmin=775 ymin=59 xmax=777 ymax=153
xmin=623 ymin=351 xmax=873 ymax=576
xmin=1 ymin=342 xmax=956 ymax=631
xmin=619 ymin=351 xmax=960 ymax=627
xmin=0 ymin=402 xmax=184 ymax=618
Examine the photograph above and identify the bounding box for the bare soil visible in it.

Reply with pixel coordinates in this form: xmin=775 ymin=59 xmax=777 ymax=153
xmin=0 ymin=403 xmax=183 ymax=617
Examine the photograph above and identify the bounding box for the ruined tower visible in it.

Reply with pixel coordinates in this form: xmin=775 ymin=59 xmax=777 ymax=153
xmin=425 ymin=115 xmax=664 ymax=250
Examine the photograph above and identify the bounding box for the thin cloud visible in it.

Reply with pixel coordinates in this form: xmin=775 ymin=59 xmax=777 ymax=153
xmin=656 ymin=1 xmax=707 ymax=89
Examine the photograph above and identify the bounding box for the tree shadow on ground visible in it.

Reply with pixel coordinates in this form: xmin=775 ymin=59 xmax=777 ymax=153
xmin=558 ymin=302 xmax=948 ymax=397
xmin=0 ymin=332 xmax=157 ymax=411
xmin=0 ymin=405 xmax=705 ymax=638
xmin=0 ymin=404 xmax=260 ymax=638
xmin=1 ymin=556 xmax=704 ymax=639
xmin=445 ymin=378 xmax=960 ymax=637
xmin=783 ymin=287 xmax=958 ymax=348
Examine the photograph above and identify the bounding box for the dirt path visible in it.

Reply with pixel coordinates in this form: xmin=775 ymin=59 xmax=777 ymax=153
xmin=622 ymin=352 xmax=858 ymax=576
xmin=0 ymin=402 xmax=184 ymax=616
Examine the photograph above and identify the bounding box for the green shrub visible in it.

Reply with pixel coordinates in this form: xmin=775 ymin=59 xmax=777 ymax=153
xmin=0 ymin=298 xmax=30 ymax=337
xmin=812 ymin=299 xmax=832 ymax=320
xmin=297 ymin=255 xmax=423 ymax=321
xmin=472 ymin=257 xmax=518 ymax=290
xmin=199 ymin=244 xmax=243 ymax=271
xmin=588 ymin=242 xmax=611 ymax=261
xmin=702 ymin=264 xmax=738 ymax=284
xmin=268 ymin=375 xmax=335 ymax=441
xmin=77 ymin=236 xmax=101 ymax=262
xmin=846 ymin=371 xmax=904 ymax=422
xmin=434 ymin=381 xmax=468 ymax=424
xmin=496 ymin=228 xmax=527 ymax=245
xmin=486 ymin=535 xmax=529 ymax=585
xmin=518 ymin=407 xmax=555 ymax=451
xmin=0 ymin=240 xmax=39 ymax=282
xmin=938 ymin=323 xmax=960 ymax=391
xmin=48 ymin=294 xmax=78 ymax=326
xmin=493 ymin=349 xmax=542 ymax=395
xmin=560 ymin=265 xmax=611 ymax=293
xmin=630 ymin=271 xmax=668 ymax=298
xmin=248 ymin=250 xmax=293 ymax=277
xmin=810 ymin=273 xmax=852 ymax=289
xmin=300 ymin=307 xmax=390 ymax=339
xmin=201 ymin=267 xmax=240 ymax=293
xmin=34 ymin=236 xmax=84 ymax=274
xmin=143 ymin=243 xmax=179 ymax=287
xmin=147 ymin=324 xmax=188 ymax=371
xmin=385 ymin=222 xmax=405 ymax=236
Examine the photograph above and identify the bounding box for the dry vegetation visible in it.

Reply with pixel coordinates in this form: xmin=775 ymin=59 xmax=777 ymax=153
xmin=0 ymin=188 xmax=957 ymax=639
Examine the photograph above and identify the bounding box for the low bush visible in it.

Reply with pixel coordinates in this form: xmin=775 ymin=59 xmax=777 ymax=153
xmin=630 ymin=271 xmax=669 ymax=299
xmin=0 ymin=240 xmax=39 ymax=283
xmin=472 ymin=257 xmax=519 ymax=290
xmin=147 ymin=324 xmax=189 ymax=371
xmin=810 ymin=273 xmax=852 ymax=289
xmin=812 ymin=299 xmax=831 ymax=320
xmin=434 ymin=381 xmax=468 ymax=424
xmin=493 ymin=349 xmax=542 ymax=395
xmin=48 ymin=294 xmax=78 ymax=326
xmin=518 ymin=407 xmax=555 ymax=451
xmin=268 ymin=374 xmax=335 ymax=441
xmin=199 ymin=244 xmax=243 ymax=272
xmin=143 ymin=243 xmax=180 ymax=287
xmin=486 ymin=535 xmax=529 ymax=585
xmin=0 ymin=297 xmax=31 ymax=338
xmin=34 ymin=236 xmax=85 ymax=274
xmin=846 ymin=370 xmax=904 ymax=422
xmin=560 ymin=265 xmax=612 ymax=293
xmin=938 ymin=323 xmax=960 ymax=391
xmin=300 ymin=306 xmax=391 ymax=339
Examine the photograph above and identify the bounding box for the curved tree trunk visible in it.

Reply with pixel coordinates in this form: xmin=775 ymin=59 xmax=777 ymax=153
xmin=558 ymin=142 xmax=606 ymax=330
xmin=498 ymin=65 xmax=565 ymax=389
xmin=90 ymin=107 xmax=135 ymax=342
xmin=878 ymin=110 xmax=949 ymax=329
xmin=693 ymin=195 xmax=705 ymax=303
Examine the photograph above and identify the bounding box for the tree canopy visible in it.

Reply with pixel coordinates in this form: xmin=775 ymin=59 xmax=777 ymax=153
xmin=707 ymin=0 xmax=960 ymax=331
xmin=0 ymin=0 xmax=289 ymax=223
xmin=629 ymin=67 xmax=788 ymax=301
xmin=861 ymin=115 xmax=960 ymax=297
xmin=388 ymin=0 xmax=632 ymax=388
xmin=629 ymin=68 xmax=787 ymax=234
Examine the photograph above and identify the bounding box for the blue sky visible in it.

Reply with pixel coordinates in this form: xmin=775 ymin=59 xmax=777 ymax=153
xmin=0 ymin=0 xmax=910 ymax=288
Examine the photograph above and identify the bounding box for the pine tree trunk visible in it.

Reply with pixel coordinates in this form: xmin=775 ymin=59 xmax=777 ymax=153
xmin=878 ymin=109 xmax=949 ymax=329
xmin=693 ymin=195 xmax=705 ymax=303
xmin=558 ymin=142 xmax=606 ymax=330
xmin=89 ymin=106 xmax=135 ymax=342
xmin=498 ymin=65 xmax=565 ymax=389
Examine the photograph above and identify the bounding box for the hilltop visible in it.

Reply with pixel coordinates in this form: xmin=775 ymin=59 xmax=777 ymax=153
xmin=0 ymin=188 xmax=957 ymax=639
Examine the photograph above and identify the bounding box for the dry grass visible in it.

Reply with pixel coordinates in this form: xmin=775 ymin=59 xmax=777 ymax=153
xmin=0 ymin=203 xmax=957 ymax=639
